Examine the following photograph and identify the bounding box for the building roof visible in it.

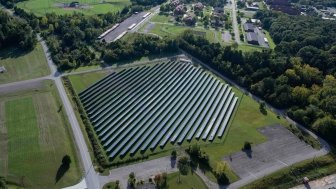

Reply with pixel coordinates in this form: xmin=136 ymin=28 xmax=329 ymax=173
xmin=214 ymin=7 xmax=224 ymax=13
xmin=243 ymin=23 xmax=256 ymax=31
xmin=246 ymin=32 xmax=258 ymax=42
xmin=194 ymin=2 xmax=204 ymax=10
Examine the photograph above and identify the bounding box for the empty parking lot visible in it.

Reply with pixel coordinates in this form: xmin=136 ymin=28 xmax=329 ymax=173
xmin=224 ymin=125 xmax=319 ymax=180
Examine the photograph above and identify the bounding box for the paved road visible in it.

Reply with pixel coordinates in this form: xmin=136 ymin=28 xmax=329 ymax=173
xmin=38 ymin=35 xmax=101 ymax=189
xmin=230 ymin=0 xmax=241 ymax=44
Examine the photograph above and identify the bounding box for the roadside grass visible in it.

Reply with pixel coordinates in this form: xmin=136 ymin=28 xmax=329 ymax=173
xmin=64 ymin=64 xmax=102 ymax=74
xmin=16 ymin=0 xmax=131 ymax=16
xmin=151 ymin=14 xmax=173 ymax=23
xmin=237 ymin=44 xmax=263 ymax=52
xmin=0 ymin=80 xmax=81 ymax=189
xmin=264 ymin=30 xmax=276 ymax=49
xmin=167 ymin=172 xmax=208 ymax=189
xmin=67 ymin=71 xmax=108 ymax=94
xmin=149 ymin=23 xmax=217 ymax=43
xmin=241 ymin=151 xmax=336 ymax=189
xmin=0 ymin=43 xmax=49 ymax=84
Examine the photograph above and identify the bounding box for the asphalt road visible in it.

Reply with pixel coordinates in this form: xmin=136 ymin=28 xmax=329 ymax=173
xmin=38 ymin=35 xmax=101 ymax=189
xmin=230 ymin=0 xmax=241 ymax=44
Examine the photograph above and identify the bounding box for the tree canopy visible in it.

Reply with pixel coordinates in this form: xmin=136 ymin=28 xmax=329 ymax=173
xmin=0 ymin=10 xmax=36 ymax=50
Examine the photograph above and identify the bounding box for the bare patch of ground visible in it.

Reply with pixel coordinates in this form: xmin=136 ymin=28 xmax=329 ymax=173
xmin=143 ymin=22 xmax=156 ymax=33
xmin=223 ymin=124 xmax=318 ymax=179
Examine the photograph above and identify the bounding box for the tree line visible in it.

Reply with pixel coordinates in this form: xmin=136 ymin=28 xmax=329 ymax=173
xmin=0 ymin=10 xmax=36 ymax=50
xmin=178 ymin=16 xmax=336 ymax=145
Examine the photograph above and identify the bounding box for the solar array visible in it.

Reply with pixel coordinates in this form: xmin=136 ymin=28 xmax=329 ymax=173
xmin=79 ymin=61 xmax=238 ymax=159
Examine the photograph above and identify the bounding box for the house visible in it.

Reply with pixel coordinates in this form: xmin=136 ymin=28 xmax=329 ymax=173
xmin=183 ymin=13 xmax=196 ymax=25
xmin=170 ymin=0 xmax=180 ymax=7
xmin=214 ymin=7 xmax=224 ymax=14
xmin=243 ymin=23 xmax=256 ymax=32
xmin=194 ymin=2 xmax=204 ymax=11
xmin=246 ymin=32 xmax=259 ymax=45
xmin=251 ymin=19 xmax=260 ymax=24
xmin=245 ymin=2 xmax=260 ymax=10
xmin=174 ymin=4 xmax=185 ymax=15
xmin=211 ymin=19 xmax=224 ymax=27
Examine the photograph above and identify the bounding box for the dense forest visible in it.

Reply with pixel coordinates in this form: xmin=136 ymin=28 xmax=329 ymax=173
xmin=0 ymin=0 xmax=25 ymax=8
xmin=178 ymin=11 xmax=336 ymax=144
xmin=290 ymin=0 xmax=336 ymax=7
xmin=0 ymin=10 xmax=36 ymax=50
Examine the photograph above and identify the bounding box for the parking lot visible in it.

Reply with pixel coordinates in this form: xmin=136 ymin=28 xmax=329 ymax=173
xmin=223 ymin=125 xmax=318 ymax=180
xmin=254 ymin=27 xmax=269 ymax=48
xmin=102 ymin=12 xmax=148 ymax=43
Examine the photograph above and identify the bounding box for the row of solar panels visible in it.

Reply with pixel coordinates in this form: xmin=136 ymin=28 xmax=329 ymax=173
xmin=79 ymin=61 xmax=238 ymax=159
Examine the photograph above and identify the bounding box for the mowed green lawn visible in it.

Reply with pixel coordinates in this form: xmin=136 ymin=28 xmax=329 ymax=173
xmin=0 ymin=43 xmax=49 ymax=84
xmin=167 ymin=172 xmax=207 ymax=189
xmin=147 ymin=23 xmax=217 ymax=43
xmin=68 ymin=71 xmax=108 ymax=93
xmin=17 ymin=0 xmax=131 ymax=15
xmin=0 ymin=81 xmax=81 ymax=188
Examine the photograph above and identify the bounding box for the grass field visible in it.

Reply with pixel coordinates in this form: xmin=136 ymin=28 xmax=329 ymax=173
xmin=0 ymin=44 xmax=49 ymax=84
xmin=237 ymin=44 xmax=263 ymax=52
xmin=167 ymin=172 xmax=208 ymax=189
xmin=0 ymin=80 xmax=81 ymax=188
xmin=17 ymin=0 xmax=131 ymax=15
xmin=151 ymin=14 xmax=174 ymax=23
xmin=264 ymin=30 xmax=276 ymax=49
xmin=147 ymin=23 xmax=217 ymax=43
xmin=67 ymin=71 xmax=108 ymax=93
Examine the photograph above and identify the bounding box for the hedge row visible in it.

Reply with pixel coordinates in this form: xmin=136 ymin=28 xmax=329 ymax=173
xmin=62 ymin=77 xmax=110 ymax=168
